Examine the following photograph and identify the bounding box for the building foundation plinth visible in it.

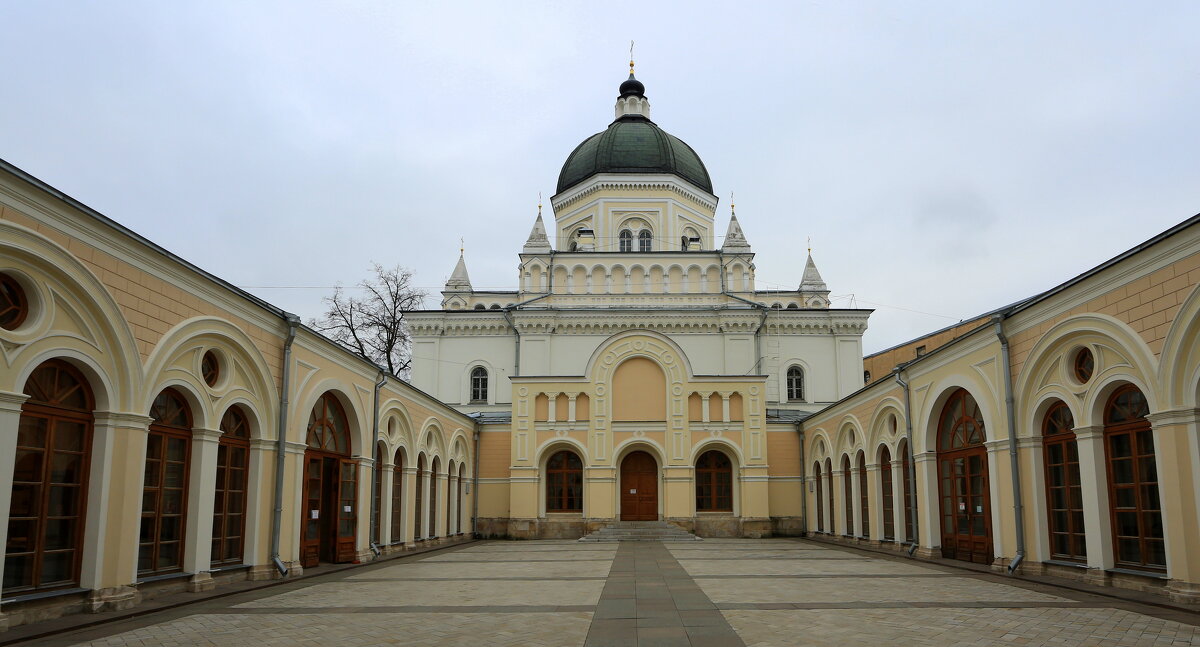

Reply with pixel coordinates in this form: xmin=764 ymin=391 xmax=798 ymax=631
xmin=1167 ymin=579 xmax=1200 ymax=608
xmin=85 ymin=585 xmax=141 ymax=613
xmin=187 ymin=572 xmax=215 ymax=592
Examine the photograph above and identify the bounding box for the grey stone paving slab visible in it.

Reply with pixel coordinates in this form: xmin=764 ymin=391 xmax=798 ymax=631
xmin=582 ymin=542 xmax=745 ymax=647
xmin=13 ymin=538 xmax=1197 ymax=647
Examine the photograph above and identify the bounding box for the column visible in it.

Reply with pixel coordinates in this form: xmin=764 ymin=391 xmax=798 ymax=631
xmin=427 ymin=468 xmax=436 ymax=540
xmin=403 ymin=466 xmax=418 ymax=545
xmin=547 ymin=392 xmax=559 ymax=424
xmin=0 ymin=391 xmax=28 ymax=622
xmin=379 ymin=457 xmax=394 ymax=545
xmin=1073 ymin=425 xmax=1113 ymax=575
xmin=183 ymin=428 xmax=222 ymax=591
xmin=850 ymin=463 xmax=863 ymax=537
xmin=436 ymin=472 xmax=449 ymax=538
xmin=85 ymin=411 xmax=153 ymax=611
xmin=448 ymin=472 xmax=458 ymax=535
xmin=913 ymin=451 xmax=938 ymax=552
xmin=1147 ymin=409 xmax=1200 ymax=605
xmin=245 ymin=438 xmax=275 ymax=579
xmin=700 ymin=392 xmax=712 ymax=424
xmin=719 ymin=392 xmax=732 ymax=423
xmin=891 ymin=458 xmax=906 ymax=544
xmin=865 ymin=463 xmax=881 ymax=541
xmin=567 ymin=393 xmax=578 ymax=423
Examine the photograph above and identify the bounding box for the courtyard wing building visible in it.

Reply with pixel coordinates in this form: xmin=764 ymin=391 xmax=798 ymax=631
xmin=0 ymin=68 xmax=1199 ymax=630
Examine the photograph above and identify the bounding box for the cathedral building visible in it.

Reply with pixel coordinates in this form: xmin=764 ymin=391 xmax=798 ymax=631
xmin=408 ymin=69 xmax=871 ymax=538
xmin=0 ymin=63 xmax=1197 ymax=631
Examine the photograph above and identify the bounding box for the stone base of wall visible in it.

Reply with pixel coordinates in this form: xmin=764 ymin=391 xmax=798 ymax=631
xmin=480 ymin=516 xmax=804 ymax=539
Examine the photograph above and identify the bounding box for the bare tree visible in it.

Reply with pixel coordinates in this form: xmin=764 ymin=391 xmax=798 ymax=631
xmin=311 ymin=263 xmax=425 ymax=377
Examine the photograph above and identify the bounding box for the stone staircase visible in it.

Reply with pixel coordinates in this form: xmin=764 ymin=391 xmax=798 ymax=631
xmin=577 ymin=521 xmax=703 ymax=542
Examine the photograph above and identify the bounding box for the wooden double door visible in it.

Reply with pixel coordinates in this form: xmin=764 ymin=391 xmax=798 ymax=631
xmin=301 ymin=451 xmax=358 ymax=568
xmin=620 ymin=451 xmax=658 ymax=521
xmin=938 ymin=447 xmax=992 ymax=564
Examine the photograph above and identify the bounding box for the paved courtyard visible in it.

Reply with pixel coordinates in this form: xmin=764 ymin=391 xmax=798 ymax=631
xmin=20 ymin=539 xmax=1200 ymax=647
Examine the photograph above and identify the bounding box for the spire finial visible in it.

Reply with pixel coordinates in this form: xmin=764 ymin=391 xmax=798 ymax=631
xmin=460 ymin=237 xmax=464 ymax=256
xmin=538 ymin=192 xmax=542 ymax=217
xmin=730 ymin=191 xmax=735 ymax=216
xmin=807 ymin=236 xmax=812 ymax=255
xmin=629 ymin=40 xmax=635 ymax=75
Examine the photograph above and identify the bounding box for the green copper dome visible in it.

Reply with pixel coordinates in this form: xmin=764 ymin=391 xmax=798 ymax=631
xmin=556 ymin=114 xmax=713 ymax=194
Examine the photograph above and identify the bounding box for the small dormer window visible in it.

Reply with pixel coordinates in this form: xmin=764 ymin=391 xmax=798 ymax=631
xmin=619 ymin=229 xmax=632 ymax=252
xmin=638 ymin=230 xmax=652 ymax=252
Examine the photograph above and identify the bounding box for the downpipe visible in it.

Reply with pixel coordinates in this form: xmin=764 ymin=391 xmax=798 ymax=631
xmin=270 ymin=313 xmax=300 ymax=576
xmin=893 ymin=368 xmax=920 ymax=558
xmin=994 ymin=314 xmax=1027 ymax=575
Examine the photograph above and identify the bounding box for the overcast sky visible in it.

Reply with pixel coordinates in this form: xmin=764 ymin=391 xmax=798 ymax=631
xmin=3 ymin=2 xmax=1198 ymax=354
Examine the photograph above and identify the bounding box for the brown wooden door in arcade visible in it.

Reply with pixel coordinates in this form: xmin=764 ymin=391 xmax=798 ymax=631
xmin=938 ymin=448 xmax=993 ymax=564
xmin=301 ymin=453 xmax=358 ymax=568
xmin=620 ymin=451 xmax=658 ymax=521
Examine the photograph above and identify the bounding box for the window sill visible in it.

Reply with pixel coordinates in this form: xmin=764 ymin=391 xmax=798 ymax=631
xmin=696 ymin=511 xmax=735 ymax=517
xmin=1 ymin=586 xmax=87 ymax=606
xmin=1044 ymin=559 xmax=1087 ymax=569
xmin=209 ymin=563 xmax=252 ymax=574
xmin=137 ymin=571 xmax=192 ymax=585
xmin=1109 ymin=567 xmax=1168 ymax=579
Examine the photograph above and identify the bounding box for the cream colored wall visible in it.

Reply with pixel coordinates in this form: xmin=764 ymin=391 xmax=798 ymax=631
xmin=506 ymin=331 xmax=790 ymax=527
xmin=0 ymin=172 xmax=476 ymax=618
xmin=802 ymin=224 xmax=1200 ymax=603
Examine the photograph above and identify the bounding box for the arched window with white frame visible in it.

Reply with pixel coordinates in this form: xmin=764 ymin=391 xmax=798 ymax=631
xmin=469 ymin=367 xmax=488 ymax=403
xmin=638 ymin=229 xmax=652 ymax=252
xmin=786 ymin=366 xmax=805 ymax=402
xmin=619 ymin=229 xmax=632 ymax=252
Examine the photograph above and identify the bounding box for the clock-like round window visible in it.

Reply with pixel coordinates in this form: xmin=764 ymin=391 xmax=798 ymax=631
xmin=0 ymin=273 xmax=29 ymax=331
xmin=1072 ymin=347 xmax=1094 ymax=384
xmin=202 ymin=350 xmax=220 ymax=387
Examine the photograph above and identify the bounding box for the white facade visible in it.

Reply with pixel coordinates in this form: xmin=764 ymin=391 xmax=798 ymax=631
xmin=408 ymin=73 xmax=870 ymax=417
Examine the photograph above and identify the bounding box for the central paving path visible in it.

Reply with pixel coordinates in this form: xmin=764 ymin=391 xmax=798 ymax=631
xmin=19 ymin=539 xmax=1200 ymax=647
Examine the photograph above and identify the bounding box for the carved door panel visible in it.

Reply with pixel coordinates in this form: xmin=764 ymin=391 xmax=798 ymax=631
xmin=301 ymin=454 xmax=322 ymax=568
xmin=335 ymin=458 xmax=358 ymax=563
xmin=620 ymin=451 xmax=658 ymax=521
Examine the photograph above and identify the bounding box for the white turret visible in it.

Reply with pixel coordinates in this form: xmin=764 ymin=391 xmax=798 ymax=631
xmin=721 ymin=214 xmax=752 ymax=253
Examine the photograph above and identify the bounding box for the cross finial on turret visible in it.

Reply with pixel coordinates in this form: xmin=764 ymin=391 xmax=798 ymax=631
xmin=629 ymin=40 xmax=635 ymax=75
xmin=538 ymin=192 xmax=542 ymax=217
xmin=460 ymin=237 xmax=464 ymax=256
xmin=807 ymin=236 xmax=811 ymax=255
xmin=730 ymin=191 xmax=735 ymax=216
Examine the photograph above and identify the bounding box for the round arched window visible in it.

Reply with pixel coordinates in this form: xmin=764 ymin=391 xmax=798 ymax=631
xmin=0 ymin=273 xmax=29 ymax=330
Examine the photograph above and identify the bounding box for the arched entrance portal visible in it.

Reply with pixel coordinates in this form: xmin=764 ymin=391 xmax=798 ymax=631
xmin=620 ymin=451 xmax=658 ymax=521
xmin=301 ymin=392 xmax=356 ymax=567
xmin=936 ymin=388 xmax=993 ymax=564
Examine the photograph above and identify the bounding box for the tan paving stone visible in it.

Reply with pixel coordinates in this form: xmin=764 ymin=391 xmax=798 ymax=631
xmin=67 ymin=612 xmax=593 ymax=647
xmin=677 ymin=556 xmax=941 ymax=576
xmin=722 ymin=607 xmax=1200 ymax=647
xmin=233 ymin=578 xmax=604 ymax=607
xmin=346 ymin=559 xmax=613 ymax=579
xmin=421 ymin=549 xmax=617 ymax=562
xmin=697 ymin=575 xmax=1069 ymax=604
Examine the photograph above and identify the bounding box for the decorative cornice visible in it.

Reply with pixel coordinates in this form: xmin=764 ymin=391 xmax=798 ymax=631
xmin=1146 ymin=408 xmax=1200 ymax=427
xmin=552 ymin=175 xmax=718 ymax=212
